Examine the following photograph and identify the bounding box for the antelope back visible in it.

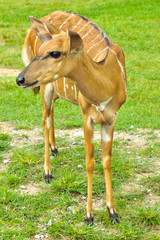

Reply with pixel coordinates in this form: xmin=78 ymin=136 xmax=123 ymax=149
xmin=23 ymin=11 xmax=111 ymax=64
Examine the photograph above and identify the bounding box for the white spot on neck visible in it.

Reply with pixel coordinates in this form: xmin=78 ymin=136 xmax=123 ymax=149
xmin=54 ymin=74 xmax=59 ymax=80
xmin=92 ymin=96 xmax=113 ymax=111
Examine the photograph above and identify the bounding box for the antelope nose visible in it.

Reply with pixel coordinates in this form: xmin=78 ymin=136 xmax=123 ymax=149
xmin=16 ymin=76 xmax=25 ymax=86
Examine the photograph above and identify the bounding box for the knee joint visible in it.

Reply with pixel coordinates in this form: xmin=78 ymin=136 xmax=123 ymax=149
xmin=86 ymin=159 xmax=95 ymax=173
xmin=102 ymin=156 xmax=111 ymax=170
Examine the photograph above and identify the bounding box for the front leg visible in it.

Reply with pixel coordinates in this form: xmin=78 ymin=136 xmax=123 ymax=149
xmin=101 ymin=123 xmax=120 ymax=223
xmin=41 ymin=84 xmax=54 ymax=183
xmin=43 ymin=112 xmax=52 ymax=183
xmin=49 ymin=104 xmax=59 ymax=156
xmin=83 ymin=115 xmax=95 ymax=225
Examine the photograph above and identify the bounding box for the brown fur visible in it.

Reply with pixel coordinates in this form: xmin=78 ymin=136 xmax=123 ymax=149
xmin=17 ymin=11 xmax=127 ymax=223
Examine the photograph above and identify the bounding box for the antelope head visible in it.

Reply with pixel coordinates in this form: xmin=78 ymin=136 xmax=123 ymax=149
xmin=16 ymin=17 xmax=84 ymax=89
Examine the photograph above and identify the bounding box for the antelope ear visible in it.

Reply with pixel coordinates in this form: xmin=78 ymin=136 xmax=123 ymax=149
xmin=29 ymin=16 xmax=62 ymax=42
xmin=67 ymin=29 xmax=84 ymax=53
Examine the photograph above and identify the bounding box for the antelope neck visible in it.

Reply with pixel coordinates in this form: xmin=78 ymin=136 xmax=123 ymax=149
xmin=68 ymin=50 xmax=113 ymax=106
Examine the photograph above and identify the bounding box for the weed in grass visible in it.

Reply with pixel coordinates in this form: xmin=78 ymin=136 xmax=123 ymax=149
xmin=139 ymin=175 xmax=160 ymax=195
xmin=137 ymin=206 xmax=160 ymax=226
xmin=138 ymin=142 xmax=160 ymax=158
xmin=0 ymin=133 xmax=11 ymax=152
xmin=51 ymin=169 xmax=87 ymax=195
xmin=0 ymin=174 xmax=22 ymax=188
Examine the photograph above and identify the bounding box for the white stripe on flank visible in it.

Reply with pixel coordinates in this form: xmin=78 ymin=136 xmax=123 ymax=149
xmin=90 ymin=33 xmax=101 ymax=44
xmin=50 ymin=11 xmax=64 ymax=23
xmin=78 ymin=21 xmax=90 ymax=34
xmin=82 ymin=27 xmax=94 ymax=39
xmin=64 ymin=77 xmax=67 ymax=98
xmin=93 ymin=46 xmax=109 ymax=61
xmin=50 ymin=11 xmax=57 ymax=19
xmin=59 ymin=13 xmax=74 ymax=29
xmin=74 ymin=84 xmax=77 ymax=99
xmin=55 ymin=80 xmax=59 ymax=92
xmin=109 ymin=49 xmax=127 ymax=93
xmin=34 ymin=36 xmax=38 ymax=55
xmin=87 ymin=37 xmax=105 ymax=53
xmin=71 ymin=19 xmax=83 ymax=31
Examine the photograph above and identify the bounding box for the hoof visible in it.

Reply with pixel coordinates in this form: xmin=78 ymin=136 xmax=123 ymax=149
xmin=111 ymin=216 xmax=120 ymax=224
xmin=85 ymin=214 xmax=94 ymax=226
xmin=51 ymin=148 xmax=59 ymax=157
xmin=44 ymin=172 xmax=53 ymax=184
xmin=107 ymin=208 xmax=120 ymax=224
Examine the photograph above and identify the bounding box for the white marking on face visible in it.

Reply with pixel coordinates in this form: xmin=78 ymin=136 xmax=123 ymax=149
xmin=71 ymin=86 xmax=74 ymax=90
xmin=47 ymin=116 xmax=51 ymax=129
xmin=101 ymin=127 xmax=111 ymax=143
xmin=59 ymin=13 xmax=74 ymax=29
xmin=44 ymin=83 xmax=54 ymax=109
xmin=57 ymin=61 xmax=62 ymax=67
xmin=54 ymin=74 xmax=59 ymax=80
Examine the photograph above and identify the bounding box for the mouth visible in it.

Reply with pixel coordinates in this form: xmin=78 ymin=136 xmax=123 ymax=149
xmin=23 ymin=81 xmax=39 ymax=89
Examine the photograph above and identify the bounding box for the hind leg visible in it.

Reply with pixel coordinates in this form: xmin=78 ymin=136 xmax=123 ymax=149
xmin=49 ymin=103 xmax=59 ymax=156
xmin=101 ymin=122 xmax=120 ymax=223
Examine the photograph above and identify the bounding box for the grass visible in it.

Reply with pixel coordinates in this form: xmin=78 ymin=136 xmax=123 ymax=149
xmin=0 ymin=0 xmax=160 ymax=239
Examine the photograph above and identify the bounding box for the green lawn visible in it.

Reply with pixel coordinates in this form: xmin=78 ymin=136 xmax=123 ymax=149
xmin=0 ymin=0 xmax=160 ymax=239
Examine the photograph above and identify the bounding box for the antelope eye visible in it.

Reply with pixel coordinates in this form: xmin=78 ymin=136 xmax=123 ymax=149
xmin=50 ymin=51 xmax=61 ymax=59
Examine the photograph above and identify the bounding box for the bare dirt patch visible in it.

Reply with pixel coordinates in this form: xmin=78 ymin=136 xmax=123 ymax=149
xmin=0 ymin=121 xmax=43 ymax=147
xmin=1 ymin=121 xmax=160 ymax=149
xmin=19 ymin=182 xmax=45 ymax=195
xmin=0 ymin=162 xmax=7 ymax=172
